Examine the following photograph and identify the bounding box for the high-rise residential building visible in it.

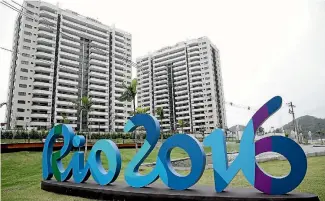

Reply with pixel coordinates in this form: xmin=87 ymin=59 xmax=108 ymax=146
xmin=136 ymin=37 xmax=227 ymax=133
xmin=5 ymin=1 xmax=132 ymax=132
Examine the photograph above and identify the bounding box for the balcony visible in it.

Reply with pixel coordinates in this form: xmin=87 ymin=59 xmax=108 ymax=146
xmin=35 ymin=66 xmax=52 ymax=73
xmin=60 ymin=42 xmax=80 ymax=52
xmin=56 ymin=100 xmax=74 ymax=106
xmin=32 ymin=97 xmax=51 ymax=103
xmin=88 ymin=125 xmax=108 ymax=129
xmin=90 ymin=58 xmax=108 ymax=66
xmin=39 ymin=9 xmax=57 ymax=18
xmin=89 ymin=77 xmax=108 ymax=85
xmin=91 ymin=98 xmax=107 ymax=103
xmin=89 ymin=71 xmax=108 ymax=79
xmin=37 ymin=44 xmax=55 ymax=52
xmin=57 ymin=85 xmax=78 ymax=93
xmin=58 ymin=71 xmax=78 ymax=79
xmin=37 ymin=37 xmax=55 ymax=46
xmin=34 ymin=73 xmax=52 ymax=80
xmin=60 ymin=51 xmax=79 ymax=61
xmin=31 ymin=105 xmax=51 ymax=110
xmin=174 ymin=74 xmax=187 ymax=81
xmin=154 ymin=88 xmax=168 ymax=94
xmin=33 ymin=81 xmax=52 ymax=87
xmin=88 ymin=90 xmax=108 ymax=97
xmin=60 ymin=37 xmax=80 ymax=47
xmin=35 ymin=51 xmax=54 ymax=60
xmin=88 ymin=84 xmax=107 ymax=91
xmin=31 ymin=113 xmax=49 ymax=118
xmin=38 ymin=30 xmax=56 ymax=38
xmin=92 ymin=104 xmax=108 ymax=109
xmin=56 ymin=115 xmax=77 ymax=121
xmin=89 ymin=111 xmax=109 ymax=116
xmin=155 ymin=79 xmax=168 ymax=85
xmin=30 ymin=122 xmax=49 ymax=127
xmin=60 ymin=57 xmax=79 ymax=66
xmin=88 ymin=118 xmax=107 ymax=122
xmin=174 ymin=79 xmax=188 ymax=86
xmin=154 ymin=84 xmax=168 ymax=90
xmin=59 ymin=65 xmax=79 ymax=74
xmin=89 ymin=65 xmax=108 ymax=73
xmin=90 ymin=41 xmax=109 ymax=51
xmin=57 ymin=79 xmax=78 ymax=86
xmin=56 ymin=93 xmax=78 ymax=100
xmin=90 ymin=52 xmax=108 ymax=61
xmin=175 ymin=105 xmax=189 ymax=110
xmin=33 ymin=89 xmax=52 ymax=95
xmin=35 ymin=59 xmax=53 ymax=66
xmin=56 ymin=108 xmax=77 ymax=113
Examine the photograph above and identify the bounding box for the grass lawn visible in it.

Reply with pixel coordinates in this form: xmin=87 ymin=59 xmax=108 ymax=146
xmin=2 ymin=148 xmax=324 ymax=201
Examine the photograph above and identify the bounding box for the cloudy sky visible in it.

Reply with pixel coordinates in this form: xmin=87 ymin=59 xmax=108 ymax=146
xmin=0 ymin=0 xmax=324 ymax=130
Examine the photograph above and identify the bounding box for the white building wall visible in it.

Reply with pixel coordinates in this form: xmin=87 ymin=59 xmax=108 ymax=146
xmin=5 ymin=1 xmax=132 ymax=132
xmin=136 ymin=37 xmax=227 ymax=134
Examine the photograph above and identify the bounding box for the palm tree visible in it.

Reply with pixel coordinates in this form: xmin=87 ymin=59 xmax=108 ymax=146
xmin=73 ymin=96 xmax=93 ymax=157
xmin=62 ymin=115 xmax=70 ymax=124
xmin=119 ymin=79 xmax=137 ymax=115
xmin=178 ymin=119 xmax=186 ymax=134
xmin=133 ymin=107 xmax=150 ymax=115
xmin=156 ymin=107 xmax=164 ymax=142
xmin=119 ymin=79 xmax=138 ymax=150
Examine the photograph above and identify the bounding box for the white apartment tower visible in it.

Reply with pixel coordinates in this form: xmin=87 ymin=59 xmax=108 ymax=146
xmin=136 ymin=37 xmax=227 ymax=133
xmin=6 ymin=1 xmax=132 ymax=132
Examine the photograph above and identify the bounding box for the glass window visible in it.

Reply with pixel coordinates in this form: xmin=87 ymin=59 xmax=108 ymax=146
xmin=21 ymin=61 xmax=29 ymax=65
xmin=18 ymin=100 xmax=26 ymax=104
xmin=25 ymin=24 xmax=32 ymax=29
xmin=18 ymin=92 xmax=26 ymax=96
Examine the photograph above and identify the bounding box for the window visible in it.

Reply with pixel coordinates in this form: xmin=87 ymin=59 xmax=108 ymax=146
xmin=20 ymin=76 xmax=28 ymax=80
xmin=23 ymin=46 xmax=30 ymax=50
xmin=19 ymin=84 xmax=27 ymax=88
xmin=24 ymin=38 xmax=31 ymax=43
xmin=25 ymin=17 xmax=33 ymax=22
xmin=24 ymin=31 xmax=32 ymax=36
xmin=25 ymin=24 xmax=32 ymax=29
xmin=16 ymin=117 xmax=24 ymax=121
xmin=21 ymin=53 xmax=30 ymax=57
xmin=17 ymin=108 xmax=25 ymax=112
xmin=26 ymin=10 xmax=34 ymax=15
xmin=27 ymin=3 xmax=34 ymax=8
xmin=18 ymin=100 xmax=26 ymax=104
xmin=18 ymin=92 xmax=26 ymax=96
xmin=20 ymin=68 xmax=28 ymax=73
xmin=21 ymin=61 xmax=29 ymax=65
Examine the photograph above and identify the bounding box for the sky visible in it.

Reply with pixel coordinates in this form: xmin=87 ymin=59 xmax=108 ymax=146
xmin=0 ymin=0 xmax=324 ymax=131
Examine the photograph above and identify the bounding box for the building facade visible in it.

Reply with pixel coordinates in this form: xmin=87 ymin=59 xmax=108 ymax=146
xmin=5 ymin=1 xmax=132 ymax=132
xmin=136 ymin=37 xmax=227 ymax=133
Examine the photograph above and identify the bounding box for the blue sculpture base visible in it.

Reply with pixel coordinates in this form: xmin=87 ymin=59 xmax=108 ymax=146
xmin=41 ymin=180 xmax=319 ymax=201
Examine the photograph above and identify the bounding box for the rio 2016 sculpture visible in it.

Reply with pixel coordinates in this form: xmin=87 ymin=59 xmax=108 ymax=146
xmin=42 ymin=96 xmax=307 ymax=195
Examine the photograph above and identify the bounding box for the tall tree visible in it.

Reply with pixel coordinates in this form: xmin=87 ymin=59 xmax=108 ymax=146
xmin=73 ymin=96 xmax=93 ymax=157
xmin=62 ymin=115 xmax=70 ymax=124
xmin=178 ymin=119 xmax=186 ymax=134
xmin=133 ymin=107 xmax=150 ymax=115
xmin=118 ymin=79 xmax=138 ymax=150
xmin=119 ymin=79 xmax=137 ymax=115
xmin=156 ymin=107 xmax=164 ymax=142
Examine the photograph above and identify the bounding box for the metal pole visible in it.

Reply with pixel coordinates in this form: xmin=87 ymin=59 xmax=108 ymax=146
xmin=79 ymin=39 xmax=85 ymax=132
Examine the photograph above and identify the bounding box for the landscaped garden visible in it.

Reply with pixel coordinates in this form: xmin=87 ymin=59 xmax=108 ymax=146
xmin=1 ymin=148 xmax=324 ymax=201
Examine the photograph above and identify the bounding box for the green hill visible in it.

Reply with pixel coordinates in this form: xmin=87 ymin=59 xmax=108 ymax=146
xmin=282 ymin=115 xmax=325 ymax=134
